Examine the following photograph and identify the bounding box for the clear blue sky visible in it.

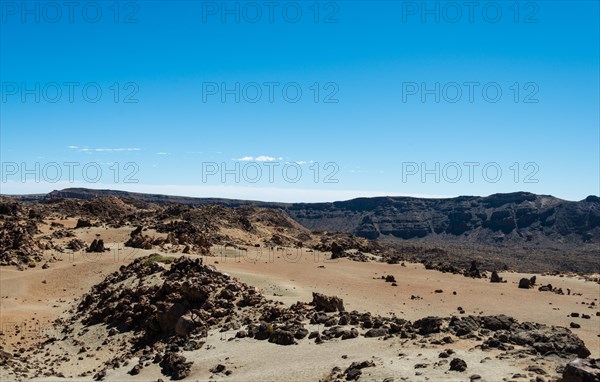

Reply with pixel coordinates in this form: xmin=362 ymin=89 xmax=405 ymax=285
xmin=1 ymin=1 xmax=598 ymax=202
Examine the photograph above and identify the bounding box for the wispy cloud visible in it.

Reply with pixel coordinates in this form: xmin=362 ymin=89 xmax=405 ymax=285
xmin=156 ymin=152 xmax=168 ymax=155
xmin=236 ymin=155 xmax=283 ymax=162
xmin=68 ymin=146 xmax=142 ymax=152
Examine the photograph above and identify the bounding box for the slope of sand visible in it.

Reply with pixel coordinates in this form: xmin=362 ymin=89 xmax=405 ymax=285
xmin=208 ymin=248 xmax=600 ymax=358
xmin=1 ymin=242 xmax=599 ymax=381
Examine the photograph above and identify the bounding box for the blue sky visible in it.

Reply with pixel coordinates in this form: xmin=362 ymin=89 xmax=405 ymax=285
xmin=1 ymin=1 xmax=599 ymax=202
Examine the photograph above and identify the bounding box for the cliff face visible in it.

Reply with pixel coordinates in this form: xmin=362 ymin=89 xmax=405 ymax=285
xmin=10 ymin=189 xmax=600 ymax=250
xmin=284 ymin=192 xmax=600 ymax=248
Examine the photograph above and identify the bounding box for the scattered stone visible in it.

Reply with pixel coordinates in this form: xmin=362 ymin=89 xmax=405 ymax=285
xmin=344 ymin=361 xmax=375 ymax=381
xmin=210 ymin=364 xmax=226 ymax=373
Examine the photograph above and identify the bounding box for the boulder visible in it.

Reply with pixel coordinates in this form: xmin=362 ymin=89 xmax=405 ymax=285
xmin=175 ymin=314 xmax=197 ymax=337
xmin=87 ymin=239 xmax=106 ymax=253
xmin=75 ymin=219 xmax=93 ymax=229
xmin=269 ymin=328 xmax=295 ymax=345
xmin=450 ymin=358 xmax=467 ymax=372
xmin=344 ymin=361 xmax=375 ymax=381
xmin=490 ymin=271 xmax=503 ymax=283
xmin=159 ymin=351 xmax=192 ymax=380
xmin=518 ymin=278 xmax=532 ymax=289
xmin=413 ymin=316 xmax=443 ymax=335
xmin=312 ymin=292 xmax=345 ymax=312
xmin=157 ymin=303 xmax=186 ymax=332
xmin=364 ymin=328 xmax=388 ymax=337
xmin=181 ymin=280 xmax=210 ymax=303
xmin=559 ymin=358 xmax=600 ymax=382
xmin=330 ymin=242 xmax=345 ymax=259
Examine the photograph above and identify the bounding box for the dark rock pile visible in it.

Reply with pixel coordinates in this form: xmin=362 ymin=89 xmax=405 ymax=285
xmin=125 ymin=223 xmax=212 ymax=254
xmin=5 ymin=254 xmax=592 ymax=381
xmin=67 ymin=238 xmax=86 ymax=251
xmin=70 ymin=257 xmax=591 ymax=372
xmin=156 ymin=221 xmax=212 ymax=254
xmin=0 ymin=220 xmax=42 ymax=267
xmin=124 ymin=226 xmax=158 ymax=250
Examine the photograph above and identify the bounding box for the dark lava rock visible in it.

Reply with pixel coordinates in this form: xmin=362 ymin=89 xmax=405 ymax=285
xmin=312 ymin=292 xmax=345 ymax=312
xmin=481 ymin=315 xmax=514 ymax=331
xmin=87 ymin=239 xmax=106 ymax=253
xmin=449 ymin=358 xmax=467 ymax=372
xmin=75 ymin=219 xmax=93 ymax=229
xmin=210 ymin=364 xmax=226 ymax=373
xmin=559 ymin=358 xmax=600 ymax=382
xmin=159 ymin=352 xmax=192 ymax=380
xmin=269 ymin=328 xmax=296 ymax=345
xmin=129 ymin=364 xmax=142 ymax=375
xmin=331 ymin=242 xmax=345 ymax=259
xmin=519 ymin=278 xmax=532 ymax=289
xmin=344 ymin=361 xmax=375 ymax=381
xmin=490 ymin=271 xmax=503 ymax=283
xmin=364 ymin=328 xmax=388 ymax=338
xmin=413 ymin=316 xmax=443 ymax=335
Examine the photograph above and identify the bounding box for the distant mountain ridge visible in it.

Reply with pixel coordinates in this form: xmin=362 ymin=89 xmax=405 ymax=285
xmin=7 ymin=188 xmax=600 ymax=250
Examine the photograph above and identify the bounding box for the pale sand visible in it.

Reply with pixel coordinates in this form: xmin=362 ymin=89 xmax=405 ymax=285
xmin=1 ymin=237 xmax=598 ymax=381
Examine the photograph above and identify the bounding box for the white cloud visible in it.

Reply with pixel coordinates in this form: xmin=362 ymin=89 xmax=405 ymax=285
xmin=68 ymin=146 xmax=141 ymax=152
xmin=236 ymin=155 xmax=283 ymax=162
xmin=81 ymin=148 xmax=141 ymax=152
xmin=256 ymin=156 xmax=280 ymax=162
xmin=156 ymin=152 xmax=168 ymax=155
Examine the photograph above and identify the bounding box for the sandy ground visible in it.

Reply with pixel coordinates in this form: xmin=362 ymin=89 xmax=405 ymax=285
xmin=208 ymin=247 xmax=600 ymax=358
xmin=31 ymin=328 xmax=559 ymax=382
xmin=1 ymin=238 xmax=599 ymax=381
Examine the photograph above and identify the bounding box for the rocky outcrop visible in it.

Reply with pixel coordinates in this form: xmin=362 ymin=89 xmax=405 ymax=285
xmin=0 ymin=220 xmax=42 ymax=266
